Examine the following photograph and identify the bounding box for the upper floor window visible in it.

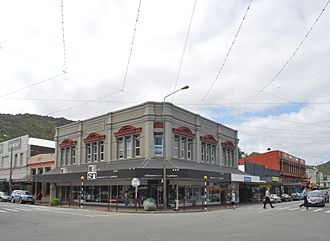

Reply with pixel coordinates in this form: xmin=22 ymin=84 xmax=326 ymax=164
xmin=174 ymin=136 xmax=179 ymax=158
xmin=201 ymin=143 xmax=206 ymax=163
xmin=173 ymin=135 xmax=193 ymax=160
xmin=201 ymin=142 xmax=216 ymax=164
xmin=154 ymin=134 xmax=163 ymax=156
xmin=187 ymin=139 xmax=192 ymax=160
xmin=84 ymin=133 xmax=106 ymax=163
xmin=117 ymin=134 xmax=141 ymax=159
xmin=59 ymin=138 xmax=77 ymax=166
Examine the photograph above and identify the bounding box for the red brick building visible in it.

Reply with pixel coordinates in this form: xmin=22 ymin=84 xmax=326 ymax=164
xmin=239 ymin=150 xmax=307 ymax=193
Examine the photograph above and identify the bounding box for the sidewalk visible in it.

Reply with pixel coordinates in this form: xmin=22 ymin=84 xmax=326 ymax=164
xmin=37 ymin=202 xmax=259 ymax=214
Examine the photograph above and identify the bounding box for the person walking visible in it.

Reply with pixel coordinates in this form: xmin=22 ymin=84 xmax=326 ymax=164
xmin=263 ymin=187 xmax=274 ymax=209
xmin=231 ymin=190 xmax=236 ymax=209
xmin=299 ymin=186 xmax=309 ymax=209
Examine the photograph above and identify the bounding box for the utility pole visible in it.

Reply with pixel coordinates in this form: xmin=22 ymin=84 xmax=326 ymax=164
xmin=9 ymin=147 xmax=13 ymax=194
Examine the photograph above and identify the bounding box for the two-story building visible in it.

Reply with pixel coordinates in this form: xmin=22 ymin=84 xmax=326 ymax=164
xmin=0 ymin=135 xmax=55 ymax=193
xmin=36 ymin=102 xmax=253 ymax=207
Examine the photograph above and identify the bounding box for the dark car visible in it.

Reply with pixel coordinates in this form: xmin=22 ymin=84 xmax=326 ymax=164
xmin=319 ymin=190 xmax=329 ymax=203
xmin=11 ymin=190 xmax=35 ymax=204
xmin=0 ymin=191 xmax=11 ymax=202
xmin=291 ymin=192 xmax=301 ymax=201
xmin=281 ymin=194 xmax=292 ymax=202
xmin=307 ymin=191 xmax=325 ymax=207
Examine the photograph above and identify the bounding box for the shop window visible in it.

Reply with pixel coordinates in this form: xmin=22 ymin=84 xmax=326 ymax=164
xmin=46 ymin=183 xmax=50 ymax=195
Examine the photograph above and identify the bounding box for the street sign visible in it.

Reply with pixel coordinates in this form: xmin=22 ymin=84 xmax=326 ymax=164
xmin=131 ymin=177 xmax=140 ymax=187
xmin=87 ymin=171 xmax=97 ymax=180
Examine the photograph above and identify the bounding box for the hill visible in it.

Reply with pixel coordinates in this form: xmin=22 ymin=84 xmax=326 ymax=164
xmin=0 ymin=113 xmax=74 ymax=142
xmin=318 ymin=161 xmax=330 ymax=175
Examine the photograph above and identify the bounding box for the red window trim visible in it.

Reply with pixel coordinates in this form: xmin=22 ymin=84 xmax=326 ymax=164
xmin=114 ymin=125 xmax=142 ymax=137
xmin=84 ymin=133 xmax=106 ymax=143
xmin=59 ymin=139 xmax=77 ymax=148
xmin=200 ymin=135 xmax=218 ymax=144
xmin=172 ymin=127 xmax=195 ymax=138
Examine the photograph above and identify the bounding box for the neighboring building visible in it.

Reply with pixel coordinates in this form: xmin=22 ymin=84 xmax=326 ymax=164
xmin=306 ymin=166 xmax=324 ymax=189
xmin=239 ymin=161 xmax=280 ymax=202
xmin=323 ymin=175 xmax=330 ymax=189
xmin=27 ymin=153 xmax=56 ymax=202
xmin=35 ymin=102 xmax=257 ymax=207
xmin=0 ymin=135 xmax=55 ymax=192
xmin=240 ymin=150 xmax=307 ymax=194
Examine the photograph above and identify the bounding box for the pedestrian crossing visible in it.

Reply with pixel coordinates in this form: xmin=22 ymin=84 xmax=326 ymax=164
xmin=257 ymin=204 xmax=330 ymax=214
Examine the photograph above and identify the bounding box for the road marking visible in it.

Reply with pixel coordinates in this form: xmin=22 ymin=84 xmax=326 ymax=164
xmin=95 ymin=213 xmax=131 ymax=217
xmin=278 ymin=207 xmax=289 ymax=210
xmin=2 ymin=208 xmax=19 ymax=212
xmin=33 ymin=207 xmax=95 ymax=217
xmin=0 ymin=209 xmax=7 ymax=213
xmin=14 ymin=207 xmax=31 ymax=212
xmin=313 ymin=209 xmax=323 ymax=212
xmin=288 ymin=207 xmax=300 ymax=211
xmin=326 ymin=210 xmax=330 ymax=213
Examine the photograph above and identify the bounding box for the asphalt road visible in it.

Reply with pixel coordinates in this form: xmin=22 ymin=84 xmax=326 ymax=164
xmin=0 ymin=201 xmax=329 ymax=241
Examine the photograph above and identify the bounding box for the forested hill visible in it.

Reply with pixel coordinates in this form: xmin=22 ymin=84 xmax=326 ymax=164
xmin=0 ymin=113 xmax=74 ymax=142
xmin=318 ymin=161 xmax=330 ymax=175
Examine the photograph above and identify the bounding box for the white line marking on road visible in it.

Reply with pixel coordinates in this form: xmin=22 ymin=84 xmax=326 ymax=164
xmin=278 ymin=207 xmax=289 ymax=210
xmin=326 ymin=210 xmax=330 ymax=213
xmin=0 ymin=209 xmax=7 ymax=213
xmin=32 ymin=207 xmax=95 ymax=217
xmin=14 ymin=207 xmax=31 ymax=212
xmin=288 ymin=207 xmax=300 ymax=210
xmin=2 ymin=208 xmax=19 ymax=212
xmin=313 ymin=209 xmax=323 ymax=212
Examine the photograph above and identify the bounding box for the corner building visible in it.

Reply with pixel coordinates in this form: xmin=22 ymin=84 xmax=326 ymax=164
xmin=37 ymin=102 xmax=245 ymax=207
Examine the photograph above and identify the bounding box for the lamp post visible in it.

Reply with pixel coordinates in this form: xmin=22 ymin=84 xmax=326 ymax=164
xmin=203 ymin=175 xmax=208 ymax=211
xmin=80 ymin=175 xmax=84 ymax=208
xmin=9 ymin=147 xmax=13 ymax=195
xmin=162 ymin=85 xmax=189 ymax=210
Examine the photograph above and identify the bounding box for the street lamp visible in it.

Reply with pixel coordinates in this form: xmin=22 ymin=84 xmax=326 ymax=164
xmin=203 ymin=175 xmax=208 ymax=211
xmin=163 ymin=85 xmax=189 ymax=210
xmin=80 ymin=175 xmax=84 ymax=208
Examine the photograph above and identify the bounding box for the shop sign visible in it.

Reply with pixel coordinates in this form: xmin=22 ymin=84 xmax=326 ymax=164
xmin=244 ymin=176 xmax=252 ymax=182
xmin=87 ymin=171 xmax=97 ymax=180
xmin=272 ymin=176 xmax=279 ymax=182
xmin=8 ymin=138 xmax=21 ymax=151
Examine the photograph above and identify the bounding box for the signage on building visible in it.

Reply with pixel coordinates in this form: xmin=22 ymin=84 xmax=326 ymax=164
xmin=244 ymin=176 xmax=252 ymax=182
xmin=272 ymin=176 xmax=279 ymax=182
xmin=8 ymin=138 xmax=21 ymax=151
xmin=87 ymin=171 xmax=97 ymax=180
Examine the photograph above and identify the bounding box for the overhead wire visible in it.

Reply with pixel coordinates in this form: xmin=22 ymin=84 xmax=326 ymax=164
xmin=60 ymin=0 xmax=67 ymax=73
xmin=120 ymin=0 xmax=142 ymax=91
xmin=260 ymin=0 xmax=330 ymax=91
xmin=171 ymin=0 xmax=197 ymax=102
xmin=202 ymin=0 xmax=253 ymax=100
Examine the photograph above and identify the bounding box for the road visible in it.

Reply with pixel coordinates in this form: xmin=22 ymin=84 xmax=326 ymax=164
xmin=0 ymin=201 xmax=329 ymax=241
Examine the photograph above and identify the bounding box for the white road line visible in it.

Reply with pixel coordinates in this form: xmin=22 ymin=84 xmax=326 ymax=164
xmin=2 ymin=208 xmax=19 ymax=212
xmin=0 ymin=209 xmax=7 ymax=213
xmin=278 ymin=207 xmax=289 ymax=210
xmin=32 ymin=207 xmax=94 ymax=217
xmin=313 ymin=209 xmax=323 ymax=212
xmin=14 ymin=207 xmax=31 ymax=212
xmin=326 ymin=210 xmax=330 ymax=213
xmin=288 ymin=207 xmax=300 ymax=211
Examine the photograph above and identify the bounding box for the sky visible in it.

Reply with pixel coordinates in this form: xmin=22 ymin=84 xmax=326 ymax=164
xmin=0 ymin=0 xmax=330 ymax=165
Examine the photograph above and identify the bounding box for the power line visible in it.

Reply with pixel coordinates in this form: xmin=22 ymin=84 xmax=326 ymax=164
xmin=171 ymin=0 xmax=197 ymax=102
xmin=0 ymin=72 xmax=66 ymax=99
xmin=261 ymin=90 xmax=330 ymax=115
xmin=203 ymin=99 xmax=330 ymax=129
xmin=203 ymin=0 xmax=253 ymax=100
xmin=260 ymin=0 xmax=330 ymax=91
xmin=120 ymin=0 xmax=142 ymax=91
xmin=60 ymin=0 xmax=67 ymax=73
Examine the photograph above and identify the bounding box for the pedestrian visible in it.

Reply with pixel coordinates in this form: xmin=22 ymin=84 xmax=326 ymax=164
xmin=123 ymin=191 xmax=129 ymax=207
xmin=263 ymin=187 xmax=274 ymax=209
xmin=231 ymin=190 xmax=236 ymax=209
xmin=299 ymin=186 xmax=309 ymax=209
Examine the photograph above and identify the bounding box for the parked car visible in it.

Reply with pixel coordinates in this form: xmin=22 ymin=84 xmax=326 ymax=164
xmin=10 ymin=190 xmax=35 ymax=204
xmin=307 ymin=191 xmax=325 ymax=207
xmin=319 ymin=190 xmax=329 ymax=203
xmin=0 ymin=191 xmax=11 ymax=202
xmin=281 ymin=194 xmax=292 ymax=202
xmin=290 ymin=192 xmax=300 ymax=201
xmin=270 ymin=194 xmax=281 ymax=203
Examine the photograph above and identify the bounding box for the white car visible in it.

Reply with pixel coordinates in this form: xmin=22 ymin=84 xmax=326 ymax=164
xmin=270 ymin=194 xmax=281 ymax=203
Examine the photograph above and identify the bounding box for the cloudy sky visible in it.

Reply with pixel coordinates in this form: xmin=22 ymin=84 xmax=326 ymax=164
xmin=1 ymin=0 xmax=329 ymax=165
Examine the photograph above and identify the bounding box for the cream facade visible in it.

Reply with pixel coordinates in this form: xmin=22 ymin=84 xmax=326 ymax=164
xmin=37 ymin=102 xmax=244 ymax=208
